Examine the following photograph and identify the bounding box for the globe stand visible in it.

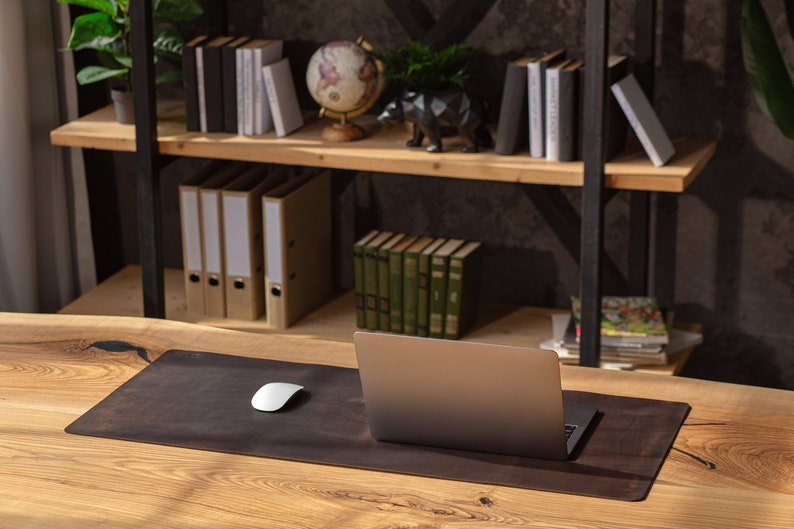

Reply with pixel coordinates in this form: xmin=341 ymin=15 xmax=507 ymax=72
xmin=321 ymin=115 xmax=365 ymax=142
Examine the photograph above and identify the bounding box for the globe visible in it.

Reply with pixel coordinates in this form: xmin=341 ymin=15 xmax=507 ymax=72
xmin=305 ymin=38 xmax=383 ymax=141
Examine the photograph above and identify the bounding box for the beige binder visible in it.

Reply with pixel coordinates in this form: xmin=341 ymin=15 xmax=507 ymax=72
xmin=178 ymin=159 xmax=228 ymax=315
xmin=199 ymin=161 xmax=249 ymax=318
xmin=262 ymin=169 xmax=332 ymax=329
xmin=222 ymin=165 xmax=287 ymax=320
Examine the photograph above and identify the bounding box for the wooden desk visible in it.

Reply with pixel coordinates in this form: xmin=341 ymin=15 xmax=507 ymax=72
xmin=1 ymin=313 xmax=792 ymax=528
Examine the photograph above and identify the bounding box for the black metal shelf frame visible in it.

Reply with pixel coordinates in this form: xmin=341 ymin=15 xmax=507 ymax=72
xmin=128 ymin=0 xmax=659 ymax=367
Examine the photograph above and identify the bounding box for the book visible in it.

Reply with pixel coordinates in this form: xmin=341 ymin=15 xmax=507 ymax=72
xmin=262 ymin=57 xmax=305 ymax=137
xmin=428 ymin=239 xmax=465 ymax=338
xmin=443 ymin=241 xmax=483 ymax=340
xmin=377 ymin=233 xmax=406 ymax=331
xmin=182 ymin=35 xmax=208 ymax=132
xmin=237 ymin=39 xmax=283 ymax=135
xmin=611 ymin=73 xmax=676 ymax=166
xmin=494 ymin=56 xmax=532 ymax=155
xmin=198 ymin=36 xmax=235 ymax=132
xmin=388 ymin=235 xmax=418 ymax=334
xmin=416 ymin=238 xmax=447 ymax=337
xmin=362 ymin=231 xmax=394 ymax=330
xmin=401 ymin=236 xmax=435 ymax=336
xmin=527 ymin=49 xmax=566 ymax=158
xmin=578 ymin=54 xmax=631 ymax=161
xmin=545 ymin=58 xmax=583 ymax=162
xmin=222 ymin=36 xmax=250 ymax=133
xmin=570 ymin=295 xmax=669 ymax=345
xmin=353 ymin=230 xmax=380 ymax=328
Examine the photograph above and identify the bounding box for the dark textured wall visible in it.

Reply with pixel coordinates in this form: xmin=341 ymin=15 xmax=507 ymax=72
xmin=104 ymin=1 xmax=794 ymax=389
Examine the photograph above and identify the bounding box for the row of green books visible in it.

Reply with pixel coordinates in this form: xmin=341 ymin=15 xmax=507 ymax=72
xmin=353 ymin=231 xmax=483 ymax=340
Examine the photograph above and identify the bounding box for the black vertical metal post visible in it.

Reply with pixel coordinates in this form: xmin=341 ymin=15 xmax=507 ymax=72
xmin=580 ymin=0 xmax=610 ymax=367
xmin=130 ymin=0 xmax=165 ymax=318
xmin=628 ymin=0 xmax=656 ymax=295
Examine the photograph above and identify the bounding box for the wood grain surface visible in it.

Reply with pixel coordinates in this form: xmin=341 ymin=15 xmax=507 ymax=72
xmin=50 ymin=102 xmax=715 ymax=193
xmin=1 ymin=312 xmax=793 ymax=528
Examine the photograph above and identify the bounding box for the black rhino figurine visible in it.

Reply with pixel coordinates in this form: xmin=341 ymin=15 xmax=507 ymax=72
xmin=376 ymin=90 xmax=493 ymax=153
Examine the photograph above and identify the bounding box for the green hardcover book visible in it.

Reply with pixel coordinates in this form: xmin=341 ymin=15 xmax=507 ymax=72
xmin=362 ymin=231 xmax=394 ymax=330
xmin=402 ymin=236 xmax=435 ymax=335
xmin=377 ymin=233 xmax=406 ymax=331
xmin=388 ymin=235 xmax=418 ymax=334
xmin=352 ymin=230 xmax=380 ymax=328
xmin=416 ymin=238 xmax=447 ymax=337
xmin=444 ymin=241 xmax=483 ymax=340
xmin=428 ymin=239 xmax=465 ymax=338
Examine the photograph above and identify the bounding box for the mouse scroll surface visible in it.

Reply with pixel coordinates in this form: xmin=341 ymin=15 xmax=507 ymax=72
xmin=251 ymin=382 xmax=304 ymax=412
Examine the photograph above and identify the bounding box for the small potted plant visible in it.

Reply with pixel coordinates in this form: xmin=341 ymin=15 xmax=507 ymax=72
xmin=59 ymin=0 xmax=203 ymax=123
xmin=376 ymin=40 xmax=473 ymax=93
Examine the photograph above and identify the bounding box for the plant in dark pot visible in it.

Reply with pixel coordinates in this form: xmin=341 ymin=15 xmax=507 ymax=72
xmin=741 ymin=0 xmax=794 ymax=139
xmin=59 ymin=0 xmax=203 ymax=124
xmin=374 ymin=41 xmax=492 ymax=153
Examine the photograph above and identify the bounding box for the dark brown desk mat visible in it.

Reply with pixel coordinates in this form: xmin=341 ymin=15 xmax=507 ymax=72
xmin=66 ymin=350 xmax=690 ymax=501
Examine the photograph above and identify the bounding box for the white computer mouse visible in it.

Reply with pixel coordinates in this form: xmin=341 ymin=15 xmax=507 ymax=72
xmin=251 ymin=382 xmax=304 ymax=412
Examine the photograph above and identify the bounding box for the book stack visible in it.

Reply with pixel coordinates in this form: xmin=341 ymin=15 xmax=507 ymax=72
xmin=494 ymin=51 xmax=634 ymax=163
xmin=178 ymin=160 xmax=331 ymax=328
xmin=539 ymin=296 xmax=702 ymax=368
xmin=183 ymin=35 xmax=303 ymax=137
xmin=353 ymin=232 xmax=483 ymax=340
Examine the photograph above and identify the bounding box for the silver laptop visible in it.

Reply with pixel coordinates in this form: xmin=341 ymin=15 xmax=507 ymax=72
xmin=353 ymin=331 xmax=597 ymax=460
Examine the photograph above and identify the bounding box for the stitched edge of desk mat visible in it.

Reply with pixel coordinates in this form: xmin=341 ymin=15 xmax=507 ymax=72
xmin=65 ymin=350 xmax=690 ymax=501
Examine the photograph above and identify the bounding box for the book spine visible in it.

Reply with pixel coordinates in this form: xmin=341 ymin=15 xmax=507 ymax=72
xmin=182 ymin=39 xmax=203 ymax=132
xmin=223 ymin=43 xmax=240 ymax=133
xmin=416 ymin=252 xmax=432 ymax=337
xmin=402 ymin=250 xmax=419 ymax=335
xmin=428 ymin=254 xmax=449 ymax=338
xmin=388 ymin=249 xmax=404 ymax=334
xmin=353 ymin=241 xmax=367 ymax=328
xmin=196 ymin=46 xmax=207 ymax=132
xmin=377 ymin=246 xmax=391 ymax=331
xmin=545 ymin=68 xmax=560 ymax=161
xmin=262 ymin=65 xmax=283 ymax=136
xmin=204 ymin=45 xmax=225 ymax=133
xmin=443 ymin=256 xmax=463 ymax=340
xmin=611 ymin=87 xmax=665 ymax=166
xmin=494 ymin=61 xmax=528 ymax=155
xmin=556 ymin=67 xmax=578 ymax=162
xmin=363 ymin=245 xmax=380 ymax=330
xmin=527 ymin=62 xmax=544 ymax=157
xmin=242 ymin=48 xmax=253 ymax=135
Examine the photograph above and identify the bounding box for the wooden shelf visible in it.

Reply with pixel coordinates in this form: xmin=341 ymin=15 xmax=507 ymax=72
xmin=50 ymin=101 xmax=715 ymax=193
xmin=59 ymin=265 xmax=696 ymax=376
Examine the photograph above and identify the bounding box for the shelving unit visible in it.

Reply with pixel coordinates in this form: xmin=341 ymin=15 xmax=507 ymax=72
xmin=51 ymin=0 xmax=715 ymax=368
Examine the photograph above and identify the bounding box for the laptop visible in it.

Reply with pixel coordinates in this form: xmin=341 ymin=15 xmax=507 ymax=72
xmin=353 ymin=331 xmax=597 ymax=460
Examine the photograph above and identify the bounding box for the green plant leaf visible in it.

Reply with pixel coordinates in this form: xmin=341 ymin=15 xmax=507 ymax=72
xmin=741 ymin=0 xmax=794 ymax=139
xmin=75 ymin=64 xmax=129 ymax=85
xmin=153 ymin=27 xmax=185 ymax=60
xmin=153 ymin=0 xmax=203 ymax=22
xmin=64 ymin=12 xmax=122 ymax=52
xmin=57 ymin=0 xmax=119 ymax=17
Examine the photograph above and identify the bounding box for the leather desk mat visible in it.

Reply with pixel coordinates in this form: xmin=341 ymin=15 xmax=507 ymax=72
xmin=66 ymin=350 xmax=690 ymax=501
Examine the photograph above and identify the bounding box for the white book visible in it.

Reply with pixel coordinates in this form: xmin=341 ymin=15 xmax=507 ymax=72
xmin=262 ymin=58 xmax=304 ymax=137
xmin=196 ymin=46 xmax=207 ymax=132
xmin=527 ymin=49 xmax=566 ymax=158
xmin=237 ymin=39 xmax=283 ymax=136
xmin=610 ymin=73 xmax=675 ymax=167
xmin=235 ymin=46 xmax=246 ymax=135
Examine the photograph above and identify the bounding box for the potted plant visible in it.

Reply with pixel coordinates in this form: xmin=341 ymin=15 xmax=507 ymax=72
xmin=741 ymin=0 xmax=794 ymax=139
xmin=376 ymin=40 xmax=473 ymax=93
xmin=59 ymin=0 xmax=203 ymax=123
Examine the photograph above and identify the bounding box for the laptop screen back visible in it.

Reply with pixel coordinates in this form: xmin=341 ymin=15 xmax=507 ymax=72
xmin=353 ymin=332 xmax=574 ymax=460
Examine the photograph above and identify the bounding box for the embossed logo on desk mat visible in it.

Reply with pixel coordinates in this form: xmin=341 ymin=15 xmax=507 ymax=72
xmin=66 ymin=350 xmax=690 ymax=501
